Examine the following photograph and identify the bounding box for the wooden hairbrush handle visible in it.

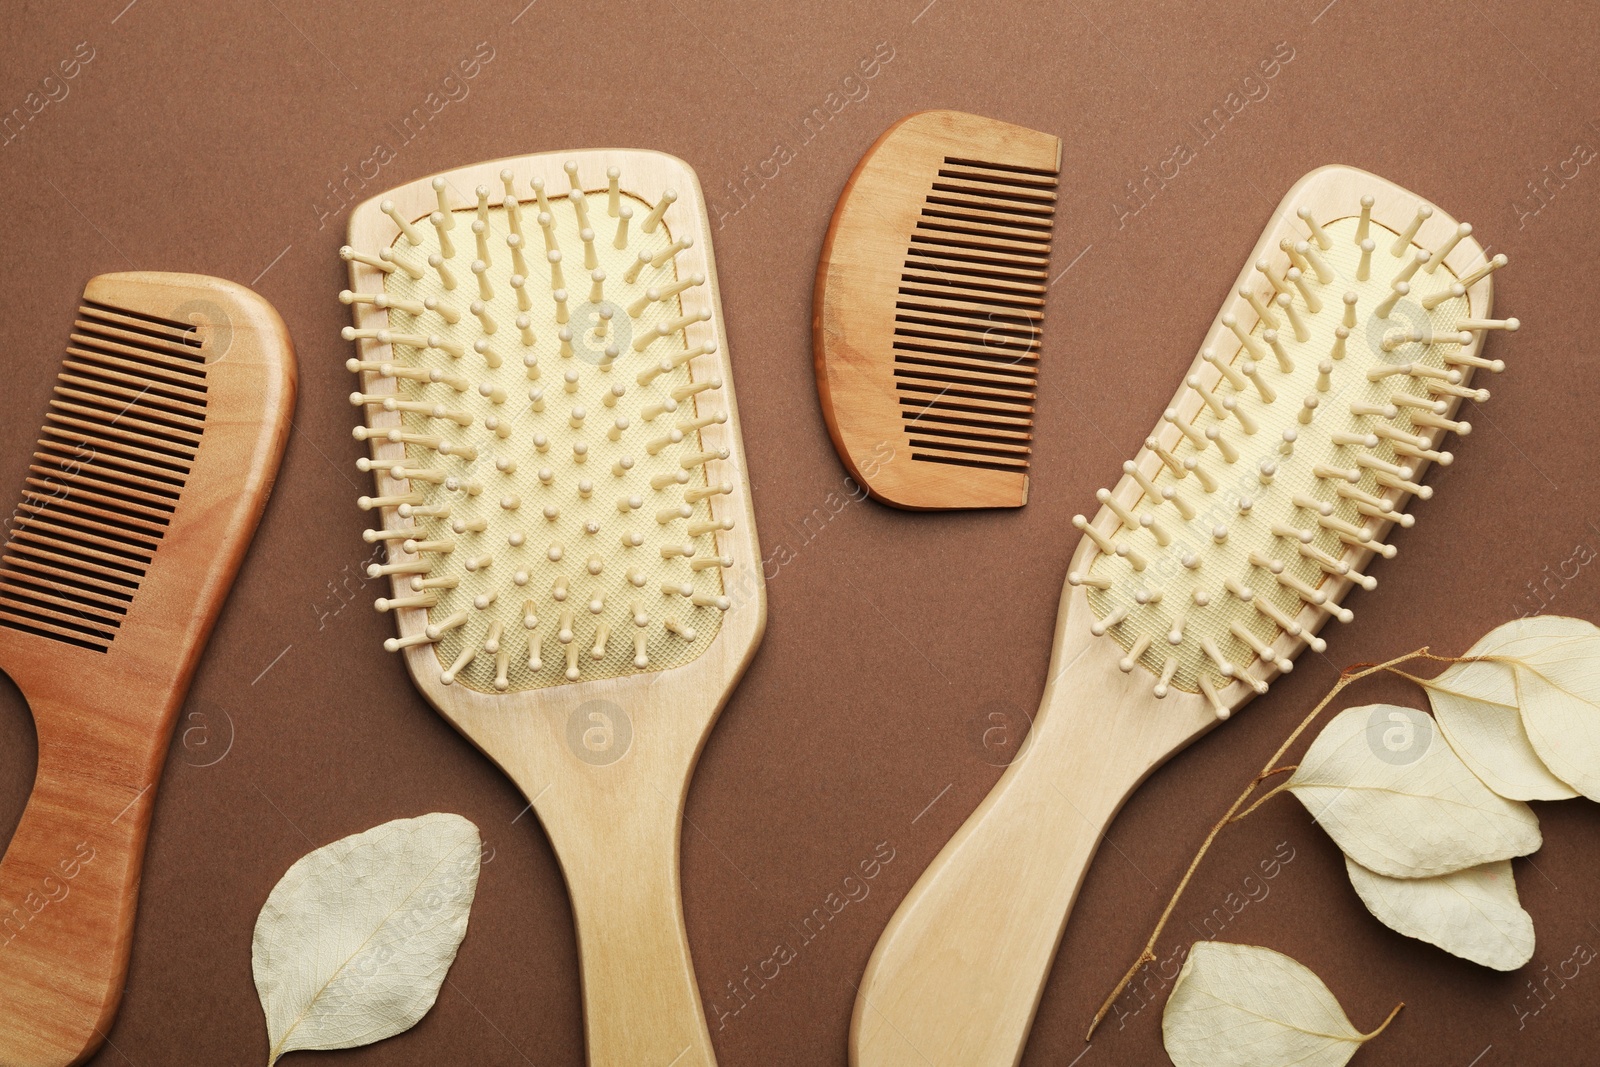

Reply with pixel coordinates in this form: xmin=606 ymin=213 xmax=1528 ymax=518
xmin=496 ymin=708 xmax=721 ymax=1067
xmin=0 ymin=694 xmax=166 ymax=1067
xmin=851 ymin=590 xmax=1213 ymax=1066
xmin=558 ymin=798 xmax=715 ymax=1066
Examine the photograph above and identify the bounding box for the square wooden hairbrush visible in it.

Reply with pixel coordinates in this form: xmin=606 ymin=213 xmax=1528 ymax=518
xmin=851 ymin=164 xmax=1518 ymax=1066
xmin=340 ymin=152 xmax=764 ymax=1066
xmin=814 ymin=110 xmax=1061 ymax=509
xmin=0 ymin=272 xmax=295 ymax=1066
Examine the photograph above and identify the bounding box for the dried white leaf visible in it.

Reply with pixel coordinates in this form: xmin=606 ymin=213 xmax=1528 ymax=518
xmin=1345 ymin=857 xmax=1534 ymax=971
xmin=1461 ymin=616 xmax=1600 ymax=801
xmin=253 ymin=813 xmax=482 ymax=1065
xmin=1162 ymin=941 xmax=1385 ymax=1067
xmin=1425 ymin=653 xmax=1576 ymax=801
xmin=1287 ymin=704 xmax=1541 ymax=878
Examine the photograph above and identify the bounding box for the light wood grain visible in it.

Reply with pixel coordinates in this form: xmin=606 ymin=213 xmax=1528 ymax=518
xmin=851 ymin=165 xmax=1497 ymax=1066
xmin=0 ymin=272 xmax=296 ymax=1067
xmin=814 ymin=110 xmax=1061 ymax=510
xmin=345 ymin=151 xmax=765 ymax=1067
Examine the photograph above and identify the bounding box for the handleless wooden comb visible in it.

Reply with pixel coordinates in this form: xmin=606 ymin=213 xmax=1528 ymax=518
xmin=0 ymin=272 xmax=295 ymax=1066
xmin=814 ymin=110 xmax=1060 ymax=510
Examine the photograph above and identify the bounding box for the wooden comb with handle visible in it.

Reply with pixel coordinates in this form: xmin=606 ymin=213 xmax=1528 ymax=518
xmin=0 ymin=272 xmax=295 ymax=1066
xmin=815 ymin=110 xmax=1060 ymax=510
xmin=341 ymin=151 xmax=764 ymax=1066
xmin=852 ymin=165 xmax=1517 ymax=1065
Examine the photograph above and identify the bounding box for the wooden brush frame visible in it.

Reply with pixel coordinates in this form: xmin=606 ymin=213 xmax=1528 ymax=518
xmin=851 ymin=165 xmax=1499 ymax=1066
xmin=345 ymin=151 xmax=765 ymax=1067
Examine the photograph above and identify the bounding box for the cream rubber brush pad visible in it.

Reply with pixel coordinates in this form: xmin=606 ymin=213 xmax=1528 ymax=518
xmin=1071 ymin=165 xmax=1513 ymax=709
xmin=342 ymin=156 xmax=744 ymax=693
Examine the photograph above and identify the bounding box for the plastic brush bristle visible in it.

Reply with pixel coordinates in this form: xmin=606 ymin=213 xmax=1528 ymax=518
xmin=342 ymin=163 xmax=736 ymax=693
xmin=895 ymin=156 xmax=1056 ymax=474
xmin=1070 ymin=191 xmax=1516 ymax=718
xmin=0 ymin=301 xmax=207 ymax=652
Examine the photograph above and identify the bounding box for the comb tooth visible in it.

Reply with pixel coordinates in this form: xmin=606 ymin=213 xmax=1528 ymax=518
xmin=1374 ymin=281 xmax=1409 ymax=319
xmin=642 ymin=189 xmax=676 ymax=234
xmin=1458 ymin=253 xmax=1509 ymax=290
xmin=1231 ymin=622 xmax=1293 ymax=674
xmin=343 ymin=245 xmax=396 ymax=274
xmin=1222 ymin=396 xmax=1258 ymax=435
xmin=1297 ymin=206 xmax=1332 ymax=250
xmin=1275 ymin=292 xmax=1310 ymax=340
xmin=1162 ymin=486 xmax=1196 ymax=519
xmin=1163 ymin=409 xmax=1207 ymax=450
xmin=1095 ymin=488 xmax=1139 ymax=531
xmin=1118 ymin=634 xmax=1152 ymax=673
xmin=1409 ymin=410 xmax=1471 ymax=434
xmin=1188 ymin=375 xmax=1228 ymax=419
xmin=1425 ymin=222 xmax=1471 ymax=273
xmin=1393 ymin=248 xmax=1429 ymax=286
xmin=431 ymin=212 xmax=456 ymax=259
xmin=606 ymin=167 xmax=621 ymax=216
xmin=1239 ymin=287 xmax=1279 ymax=329
xmin=1355 ymin=195 xmax=1375 ymax=243
xmin=1223 ymin=314 xmax=1267 ymax=362
xmin=650 ymin=236 xmax=693 ymax=269
xmin=1153 ymin=656 xmax=1179 ymax=699
xmin=1356 ymin=239 xmax=1375 ymax=281
xmin=432 ymin=255 xmax=457 ymax=292
xmin=1259 ymin=461 xmax=1278 ymax=487
xmin=1457 ymin=316 xmax=1518 ymax=332
xmin=1263 ymin=330 xmax=1294 ymax=374
xmin=1203 ymin=347 xmax=1248 ymax=390
xmin=1113 ymin=542 xmax=1148 ymax=572
xmin=1072 ymin=514 xmax=1117 ymax=556
xmin=381 ymin=199 xmax=424 ymax=245
xmin=614 ymin=204 xmax=633 ymax=249
xmin=1286 ymin=268 xmax=1321 ymax=314
xmin=1424 ymin=379 xmax=1489 ymax=402
xmin=1183 ymin=457 xmax=1218 ymax=493
xmin=1239 ymin=360 xmax=1276 ymax=404
xmin=1391 ymin=204 xmax=1433 ymax=255
xmin=1255 ymin=258 xmax=1289 ymax=297
xmin=1204 ymin=426 xmax=1239 ymax=464
xmin=1122 ymin=460 xmax=1163 ymax=502
xmin=384 ymin=631 xmax=437 ymax=652
xmin=1089 ymin=605 xmax=1128 ymax=637
xmin=1067 ymin=570 xmax=1111 ymax=590
xmin=1282 ymin=239 xmax=1310 ymax=275
xmin=1299 ymin=241 xmax=1333 ymax=285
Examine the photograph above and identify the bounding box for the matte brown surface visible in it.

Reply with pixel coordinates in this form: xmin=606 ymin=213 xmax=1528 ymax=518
xmin=0 ymin=1 xmax=1596 ymax=1064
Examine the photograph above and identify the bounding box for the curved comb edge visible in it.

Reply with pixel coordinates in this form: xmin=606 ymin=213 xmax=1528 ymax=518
xmin=1066 ymin=164 xmax=1504 ymax=716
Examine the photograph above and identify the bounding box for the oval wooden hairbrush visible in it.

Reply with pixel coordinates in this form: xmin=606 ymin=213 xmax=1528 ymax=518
xmin=851 ymin=165 xmax=1517 ymax=1066
xmin=341 ymin=152 xmax=764 ymax=1066
xmin=0 ymin=272 xmax=295 ymax=1066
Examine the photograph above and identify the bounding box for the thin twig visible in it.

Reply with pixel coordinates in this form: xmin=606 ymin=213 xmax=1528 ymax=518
xmin=1229 ymin=780 xmax=1293 ymax=823
xmin=1084 ymin=647 xmax=1433 ymax=1041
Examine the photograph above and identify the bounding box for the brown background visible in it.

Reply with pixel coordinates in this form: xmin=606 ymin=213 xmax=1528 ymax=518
xmin=2 ymin=0 xmax=1598 ymax=1063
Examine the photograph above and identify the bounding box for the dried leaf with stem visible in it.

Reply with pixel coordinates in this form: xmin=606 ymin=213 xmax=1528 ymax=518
xmin=1162 ymin=941 xmax=1402 ymax=1067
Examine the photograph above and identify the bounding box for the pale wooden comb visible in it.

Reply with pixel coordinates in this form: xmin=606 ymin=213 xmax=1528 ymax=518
xmin=851 ymin=164 xmax=1516 ymax=1066
xmin=341 ymin=151 xmax=764 ymax=1067
xmin=814 ymin=110 xmax=1060 ymax=509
